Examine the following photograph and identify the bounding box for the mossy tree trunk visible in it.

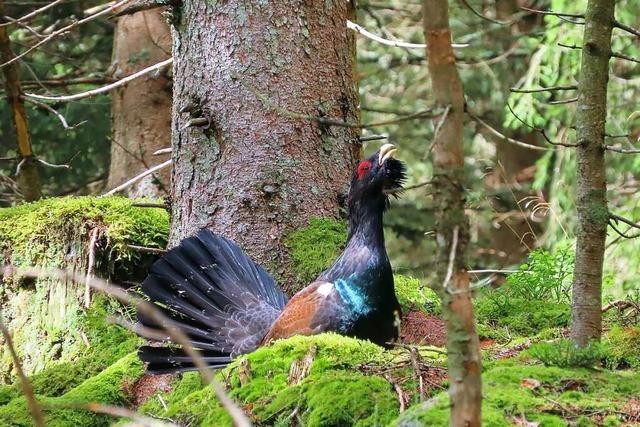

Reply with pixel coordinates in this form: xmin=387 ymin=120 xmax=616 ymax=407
xmin=423 ymin=0 xmax=482 ymax=425
xmin=0 ymin=1 xmax=41 ymax=202
xmin=570 ymin=0 xmax=615 ymax=346
xmin=107 ymin=9 xmax=172 ymax=198
xmin=168 ymin=1 xmax=360 ymax=291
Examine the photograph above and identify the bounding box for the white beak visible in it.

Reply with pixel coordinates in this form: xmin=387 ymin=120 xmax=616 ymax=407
xmin=378 ymin=143 xmax=397 ymax=164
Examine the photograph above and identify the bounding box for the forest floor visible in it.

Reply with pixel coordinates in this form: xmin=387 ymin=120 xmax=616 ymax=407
xmin=1 ymin=197 xmax=639 ymax=426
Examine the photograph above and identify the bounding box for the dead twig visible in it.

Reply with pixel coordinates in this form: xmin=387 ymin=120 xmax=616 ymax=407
xmin=510 ymin=85 xmax=577 ymax=93
xmin=25 ymin=58 xmax=172 ymax=102
xmin=102 ymin=159 xmax=172 ymax=196
xmin=85 ymin=227 xmax=101 ymax=308
xmin=22 ymin=96 xmax=86 ymax=129
xmin=0 ymin=315 xmax=45 ymax=427
xmin=0 ymin=0 xmax=134 ymax=69
xmin=0 ymin=0 xmax=65 ymax=28
xmin=126 ymin=244 xmax=167 ymax=255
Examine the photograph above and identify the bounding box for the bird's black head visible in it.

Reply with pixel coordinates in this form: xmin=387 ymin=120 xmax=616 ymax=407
xmin=349 ymin=143 xmax=406 ymax=203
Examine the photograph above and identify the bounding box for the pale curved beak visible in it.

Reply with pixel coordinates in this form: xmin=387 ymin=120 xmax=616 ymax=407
xmin=378 ymin=143 xmax=397 ymax=164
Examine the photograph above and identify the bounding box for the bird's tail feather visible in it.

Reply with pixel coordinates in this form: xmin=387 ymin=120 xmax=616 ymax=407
xmin=137 ymin=229 xmax=287 ymax=374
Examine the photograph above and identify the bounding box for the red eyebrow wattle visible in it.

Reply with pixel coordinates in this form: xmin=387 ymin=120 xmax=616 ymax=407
xmin=357 ymin=161 xmax=372 ymax=179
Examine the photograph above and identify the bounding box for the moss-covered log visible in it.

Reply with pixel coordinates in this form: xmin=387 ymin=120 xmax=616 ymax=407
xmin=0 ymin=197 xmax=167 ymax=379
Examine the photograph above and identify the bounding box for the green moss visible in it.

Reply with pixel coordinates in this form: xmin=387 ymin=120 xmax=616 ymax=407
xmin=285 ymin=217 xmax=347 ymax=284
xmin=527 ymin=339 xmax=604 ymax=368
xmin=26 ymin=297 xmax=142 ymax=397
xmin=142 ymin=334 xmax=402 ymax=426
xmin=394 ymin=360 xmax=640 ymax=426
xmin=0 ymin=196 xmax=167 ymax=380
xmin=475 ymin=298 xmax=570 ymax=336
xmin=0 ymin=196 xmax=168 ymax=262
xmin=394 ymin=275 xmax=440 ymax=314
xmin=602 ymin=326 xmax=640 ymax=369
xmin=0 ymin=352 xmax=144 ymax=426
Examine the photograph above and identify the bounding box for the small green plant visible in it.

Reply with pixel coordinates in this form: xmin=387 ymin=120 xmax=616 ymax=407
xmin=475 ymin=244 xmax=574 ymax=335
xmin=528 ymin=339 xmax=604 ymax=368
xmin=602 ymin=326 xmax=640 ymax=369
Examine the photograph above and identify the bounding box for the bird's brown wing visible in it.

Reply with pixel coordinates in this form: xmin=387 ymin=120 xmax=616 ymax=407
xmin=261 ymin=281 xmax=342 ymax=344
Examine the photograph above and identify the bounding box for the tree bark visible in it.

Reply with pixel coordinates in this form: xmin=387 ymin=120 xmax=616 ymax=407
xmin=107 ymin=9 xmax=172 ymax=198
xmin=423 ymin=0 xmax=482 ymax=425
xmin=0 ymin=2 xmax=41 ymax=202
xmin=570 ymin=0 xmax=614 ymax=346
xmin=168 ymin=1 xmax=360 ymax=292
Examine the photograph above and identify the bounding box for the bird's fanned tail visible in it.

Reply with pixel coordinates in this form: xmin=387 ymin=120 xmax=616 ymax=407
xmin=137 ymin=229 xmax=288 ymax=374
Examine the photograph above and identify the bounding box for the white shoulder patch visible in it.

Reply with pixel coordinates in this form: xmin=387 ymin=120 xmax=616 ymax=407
xmin=316 ymin=282 xmax=334 ymax=296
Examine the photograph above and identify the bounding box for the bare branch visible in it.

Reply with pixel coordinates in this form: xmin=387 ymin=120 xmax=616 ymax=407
xmin=506 ymin=103 xmax=579 ymax=147
xmin=510 ymin=85 xmax=577 ymax=93
xmin=605 ymin=145 xmax=640 ymax=154
xmin=0 ymin=315 xmax=45 ymax=427
xmin=0 ymin=0 xmax=133 ymax=69
xmin=152 ymin=147 xmax=171 ymax=155
xmin=346 ymin=19 xmax=468 ymax=49
xmin=613 ymin=20 xmax=640 ymax=38
xmin=0 ymin=0 xmax=64 ymax=27
xmin=22 ymin=95 xmax=86 ymax=129
xmin=102 ymin=159 xmax=172 ymax=196
xmin=466 ymin=110 xmax=550 ymax=151
xmin=611 ymin=51 xmax=640 ymax=65
xmin=610 ymin=213 xmax=640 ymax=230
xmin=457 ymin=0 xmax=509 ymax=25
xmin=2 ymin=15 xmax=44 ymax=37
xmin=25 ymin=58 xmax=173 ymax=102
xmin=36 ymin=157 xmax=70 ymax=169
xmin=126 ymin=244 xmax=166 ymax=255
xmin=113 ymin=0 xmax=178 ymax=17
xmin=359 ymin=134 xmax=388 ymax=142
xmin=608 ymin=219 xmax=640 ymax=239
xmin=520 ymin=6 xmax=584 ymax=19
xmin=547 ymin=96 xmax=578 ymax=105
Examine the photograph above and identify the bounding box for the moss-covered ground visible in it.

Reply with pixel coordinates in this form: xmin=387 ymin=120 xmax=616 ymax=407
xmin=2 ymin=200 xmax=639 ymax=426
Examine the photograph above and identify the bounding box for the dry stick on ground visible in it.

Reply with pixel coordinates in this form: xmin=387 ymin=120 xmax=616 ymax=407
xmin=570 ymin=0 xmax=615 ymax=346
xmin=0 ymin=315 xmax=45 ymax=427
xmin=0 ymin=0 xmax=133 ymax=69
xmin=8 ymin=266 xmax=251 ymax=427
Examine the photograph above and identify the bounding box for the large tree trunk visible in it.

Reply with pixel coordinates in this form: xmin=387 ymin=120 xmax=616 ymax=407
xmin=0 ymin=2 xmax=41 ymax=202
xmin=423 ymin=0 xmax=482 ymax=425
xmin=107 ymin=9 xmax=172 ymax=198
xmin=570 ymin=0 xmax=614 ymax=346
xmin=169 ymin=1 xmax=360 ymax=291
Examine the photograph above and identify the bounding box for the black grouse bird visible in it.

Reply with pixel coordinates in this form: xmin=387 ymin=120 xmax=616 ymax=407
xmin=138 ymin=144 xmax=406 ymax=373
